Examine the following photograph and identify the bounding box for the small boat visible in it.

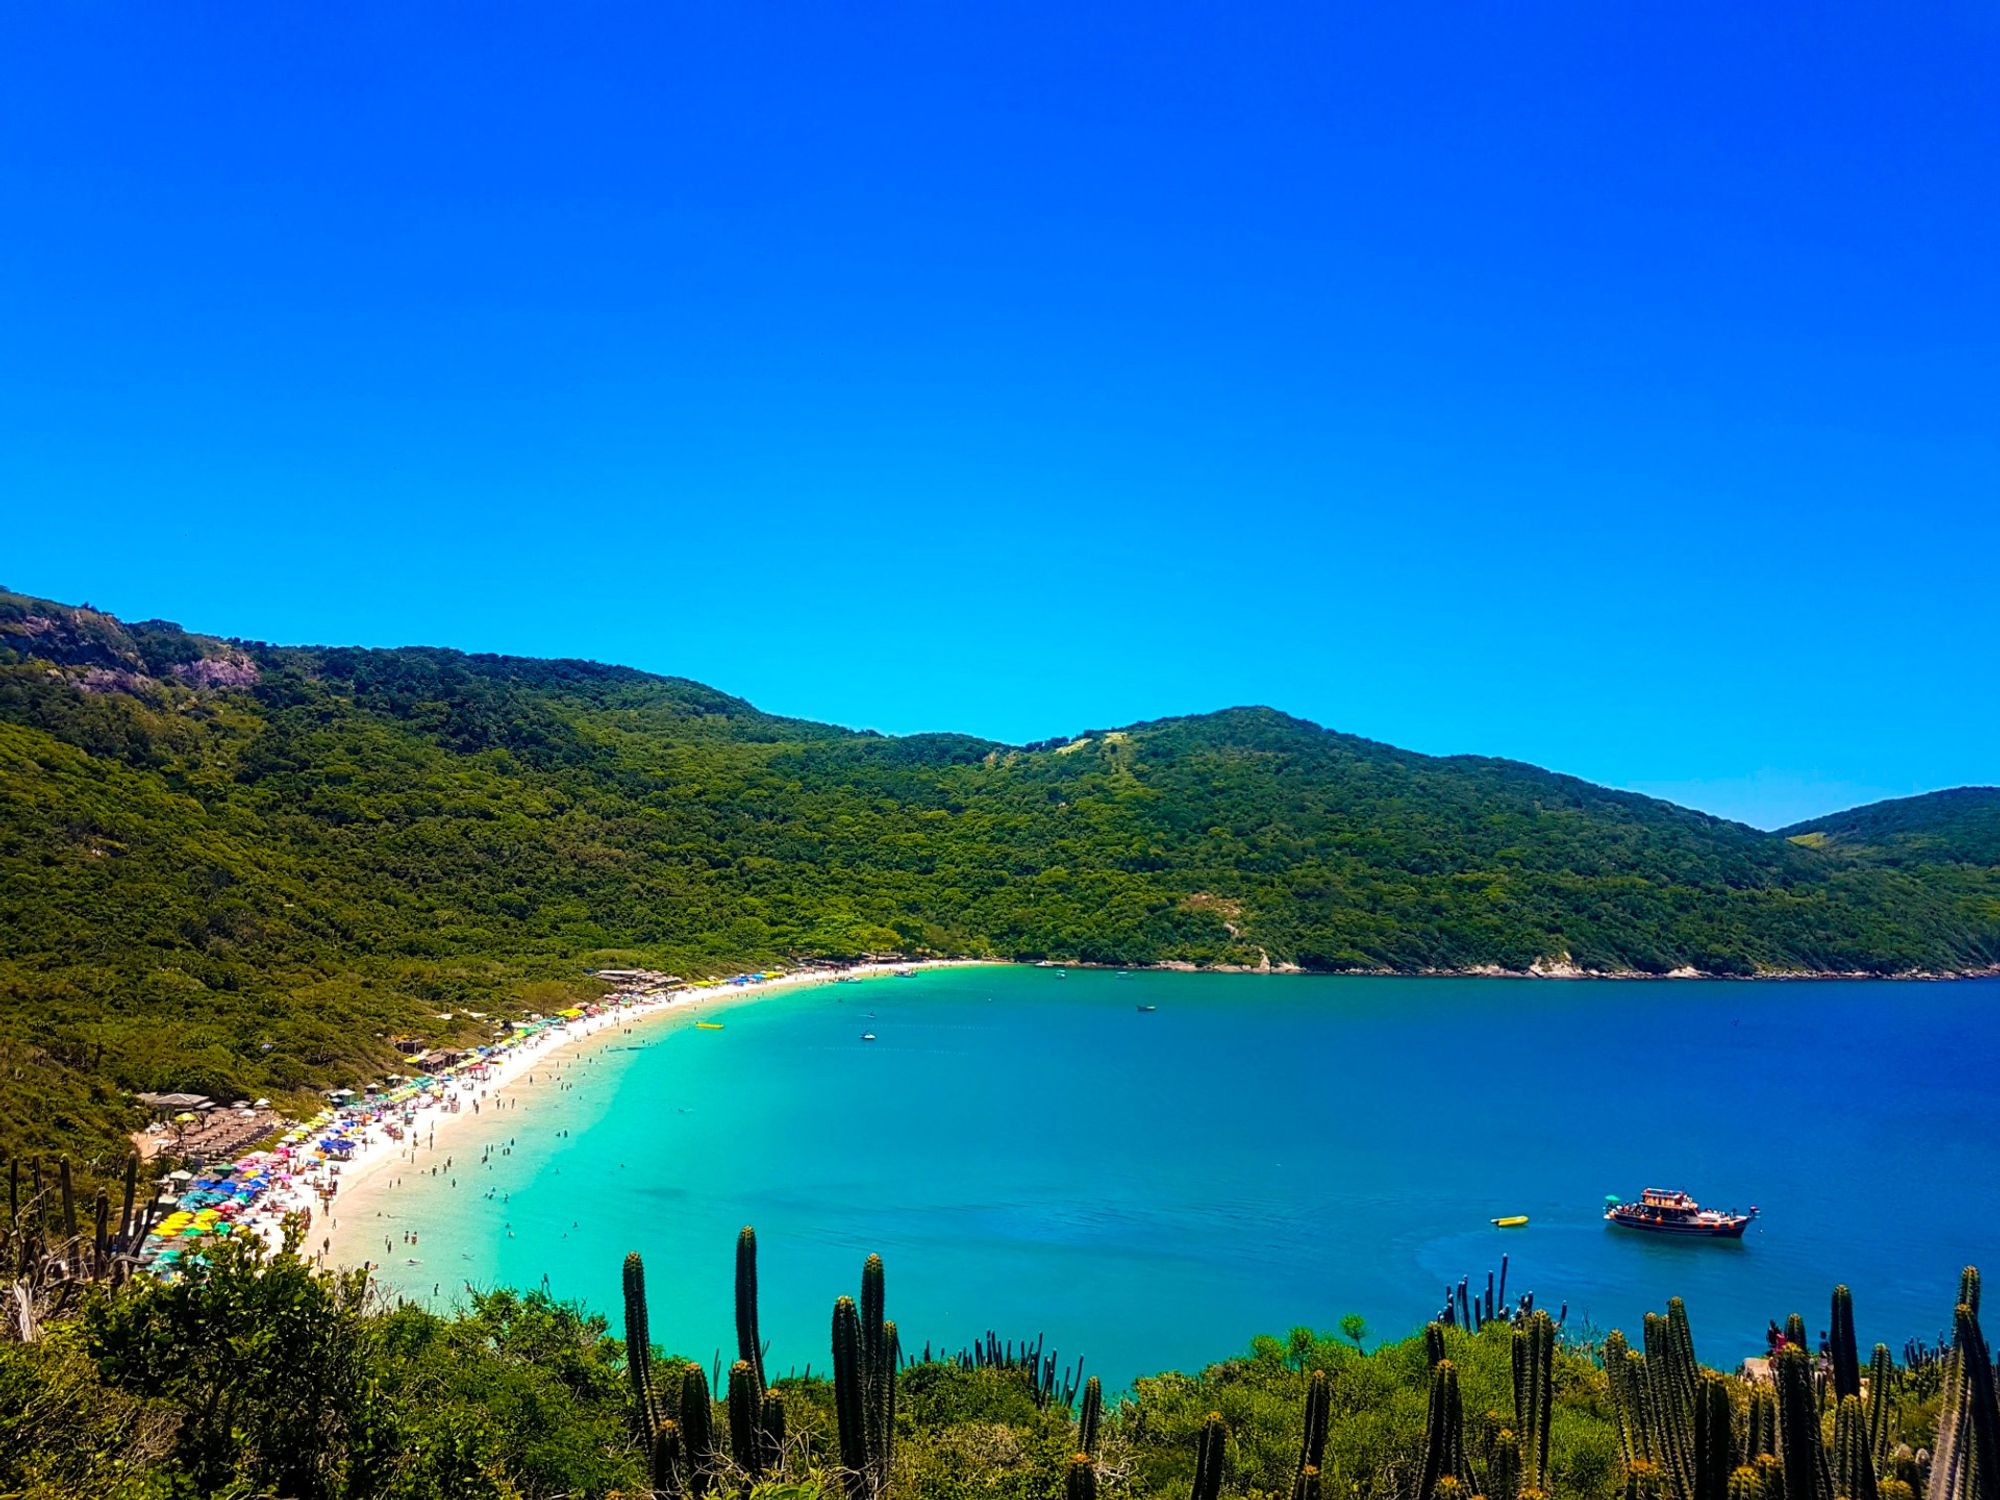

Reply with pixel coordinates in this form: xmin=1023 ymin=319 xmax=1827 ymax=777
xmin=1491 ymin=1215 xmax=1529 ymax=1228
xmin=1055 ymin=969 xmax=1067 ymax=979
xmin=860 ymin=1032 xmax=877 ymax=1042
xmin=1136 ymin=1004 xmax=1157 ymax=1013
xmin=1605 ymin=1188 xmax=1756 ymax=1238
xmin=695 ymin=1021 xmax=725 ymax=1031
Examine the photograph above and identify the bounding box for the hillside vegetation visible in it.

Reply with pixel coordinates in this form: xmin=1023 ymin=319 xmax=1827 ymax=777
xmin=3 ymin=590 xmax=1996 ymax=1165
xmin=1782 ymin=789 xmax=2000 ymax=868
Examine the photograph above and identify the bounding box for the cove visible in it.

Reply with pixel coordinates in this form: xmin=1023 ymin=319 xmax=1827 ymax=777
xmin=354 ymin=966 xmax=2000 ymax=1386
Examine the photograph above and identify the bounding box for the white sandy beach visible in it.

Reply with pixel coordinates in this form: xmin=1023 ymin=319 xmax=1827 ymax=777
xmin=292 ymin=960 xmax=982 ymax=1275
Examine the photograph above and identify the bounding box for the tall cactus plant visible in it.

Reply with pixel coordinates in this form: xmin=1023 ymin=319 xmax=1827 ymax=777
xmin=1868 ymin=1345 xmax=1898 ymax=1479
xmin=679 ymin=1363 xmax=717 ymax=1500
xmin=1831 ymin=1287 xmax=1862 ymax=1402
xmin=833 ymin=1295 xmax=870 ymax=1500
xmin=1697 ymin=1371 xmax=1739 ymax=1500
xmin=1295 ymin=1368 xmax=1330 ymax=1500
xmin=1644 ymin=1309 xmax=1699 ymax=1500
xmin=1192 ymin=1411 xmax=1228 ymax=1500
xmin=651 ymin=1420 xmax=685 ymax=1500
xmin=1834 ymin=1395 xmax=1880 ymax=1500
xmin=1419 ymin=1360 xmax=1474 ymax=1500
xmin=736 ymin=1227 xmax=765 ymax=1389
xmin=1490 ymin=1429 xmax=1523 ymax=1500
xmin=727 ymin=1360 xmax=763 ymax=1478
xmin=1514 ymin=1310 xmax=1555 ymax=1491
xmin=1924 ymin=1297 xmax=1998 ymax=1500
xmin=1775 ymin=1344 xmax=1832 ymax=1500
xmin=624 ymin=1252 xmax=658 ymax=1440
xmin=1748 ymin=1388 xmax=1779 ymax=1460
xmin=1079 ymin=1375 xmax=1105 ymax=1458
xmin=861 ymin=1255 xmax=889 ymax=1489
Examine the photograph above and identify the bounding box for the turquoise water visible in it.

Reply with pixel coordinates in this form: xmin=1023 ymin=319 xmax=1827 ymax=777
xmin=363 ymin=967 xmax=2000 ymax=1386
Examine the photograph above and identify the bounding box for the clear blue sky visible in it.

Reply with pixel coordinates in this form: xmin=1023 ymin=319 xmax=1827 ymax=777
xmin=3 ymin=4 xmax=1994 ymax=828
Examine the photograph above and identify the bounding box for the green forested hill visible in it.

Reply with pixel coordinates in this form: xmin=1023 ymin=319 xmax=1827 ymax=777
xmin=1781 ymin=787 xmax=2000 ymax=867
xmin=2 ymin=590 xmax=1996 ymax=1165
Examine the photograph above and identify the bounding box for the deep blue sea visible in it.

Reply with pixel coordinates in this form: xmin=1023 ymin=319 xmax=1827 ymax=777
xmin=360 ymin=967 xmax=2000 ymax=1387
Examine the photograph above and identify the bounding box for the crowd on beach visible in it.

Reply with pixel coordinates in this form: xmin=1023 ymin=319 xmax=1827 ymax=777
xmin=135 ymin=962 xmax=939 ymax=1277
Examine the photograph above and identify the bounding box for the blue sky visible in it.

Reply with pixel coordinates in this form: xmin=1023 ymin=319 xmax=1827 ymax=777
xmin=3 ymin=3 xmax=1994 ymax=828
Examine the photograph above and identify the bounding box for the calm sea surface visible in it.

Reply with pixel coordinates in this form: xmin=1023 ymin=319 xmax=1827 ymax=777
xmin=362 ymin=967 xmax=2000 ymax=1385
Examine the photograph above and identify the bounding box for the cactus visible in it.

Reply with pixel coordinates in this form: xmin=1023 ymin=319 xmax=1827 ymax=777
xmin=736 ymin=1227 xmax=765 ymax=1390
xmin=1831 ymin=1288 xmax=1862 ymax=1403
xmin=1295 ymin=1368 xmax=1330 ymax=1499
xmin=728 ymin=1360 xmax=762 ymax=1477
xmin=1698 ymin=1371 xmax=1740 ymax=1500
xmin=1426 ymin=1322 xmax=1448 ymax=1370
xmin=1750 ymin=1389 xmax=1780 ymax=1459
xmin=1868 ymin=1346 xmax=1897 ymax=1476
xmin=1785 ymin=1315 xmax=1809 ymax=1352
xmin=880 ymin=1318 xmax=899 ymax=1490
xmin=1068 ymin=1453 xmax=1100 ymax=1500
xmin=649 ymin=1419 xmax=685 ymax=1500
xmin=679 ymin=1363 xmax=716 ymax=1499
xmin=1605 ymin=1332 xmax=1646 ymax=1467
xmin=861 ymin=1255 xmax=888 ymax=1488
xmin=759 ymin=1389 xmax=786 ymax=1472
xmin=1756 ymin=1453 xmax=1787 ymax=1500
xmin=833 ymin=1295 xmax=870 ymax=1500
xmin=1961 ymin=1270 xmax=1981 ymax=1320
xmin=1079 ymin=1375 xmax=1104 ymax=1458
xmin=624 ymin=1252 xmax=658 ymax=1440
xmin=1192 ymin=1411 xmax=1227 ymax=1500
xmin=1834 ymin=1395 xmax=1879 ymax=1500
xmin=1513 ymin=1310 xmax=1555 ymax=1491
xmin=1420 ymin=1360 xmax=1474 ymax=1500
xmin=1489 ymin=1429 xmax=1523 ymax=1500
xmin=1924 ymin=1299 xmax=1997 ymax=1500
xmin=1644 ymin=1311 xmax=1698 ymax=1500
xmin=1775 ymin=1345 xmax=1832 ymax=1500
xmin=1628 ymin=1461 xmax=1671 ymax=1500
xmin=1297 ymin=1464 xmax=1324 ymax=1500
xmin=1730 ymin=1467 xmax=1765 ymax=1500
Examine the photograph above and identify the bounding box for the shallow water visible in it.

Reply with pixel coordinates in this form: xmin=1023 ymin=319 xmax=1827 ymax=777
xmin=358 ymin=967 xmax=2000 ymax=1386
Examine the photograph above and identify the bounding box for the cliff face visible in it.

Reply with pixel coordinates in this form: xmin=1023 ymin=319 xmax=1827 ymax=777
xmin=0 ymin=592 xmax=259 ymax=691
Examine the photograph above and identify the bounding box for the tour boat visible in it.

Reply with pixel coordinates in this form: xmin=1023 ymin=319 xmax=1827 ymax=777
xmin=695 ymin=1021 xmax=725 ymax=1031
xmin=1604 ymin=1188 xmax=1756 ymax=1238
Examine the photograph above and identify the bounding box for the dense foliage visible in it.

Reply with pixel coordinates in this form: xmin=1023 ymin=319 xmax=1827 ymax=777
xmin=1782 ymin=789 xmax=2000 ymax=869
xmin=0 ymin=1229 xmax=1979 ymax=1500
xmin=3 ymin=590 xmax=1997 ymax=1167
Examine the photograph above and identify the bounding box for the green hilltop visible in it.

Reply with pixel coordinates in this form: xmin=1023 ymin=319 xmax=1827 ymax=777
xmin=1781 ymin=788 xmax=2000 ymax=868
xmin=2 ymin=589 xmax=1996 ymax=1166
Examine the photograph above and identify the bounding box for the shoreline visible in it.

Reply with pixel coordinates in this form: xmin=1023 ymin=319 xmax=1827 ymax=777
xmin=313 ymin=959 xmax=982 ymax=1272
xmin=1037 ymin=959 xmax=2000 ymax=982
xmin=151 ymin=961 xmax=985 ymax=1276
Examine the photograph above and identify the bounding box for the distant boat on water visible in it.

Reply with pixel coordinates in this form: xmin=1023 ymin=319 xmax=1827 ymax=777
xmin=695 ymin=1021 xmax=725 ymax=1031
xmin=860 ymin=1032 xmax=877 ymax=1042
xmin=1136 ymin=1004 xmax=1157 ymax=1012
xmin=1604 ymin=1188 xmax=1756 ymax=1238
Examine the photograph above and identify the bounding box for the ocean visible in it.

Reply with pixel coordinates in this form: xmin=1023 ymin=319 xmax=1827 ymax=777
xmin=356 ymin=966 xmax=2000 ymax=1387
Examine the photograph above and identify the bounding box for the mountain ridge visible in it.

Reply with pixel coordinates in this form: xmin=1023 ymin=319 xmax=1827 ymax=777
xmin=2 ymin=588 xmax=1996 ymax=1165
